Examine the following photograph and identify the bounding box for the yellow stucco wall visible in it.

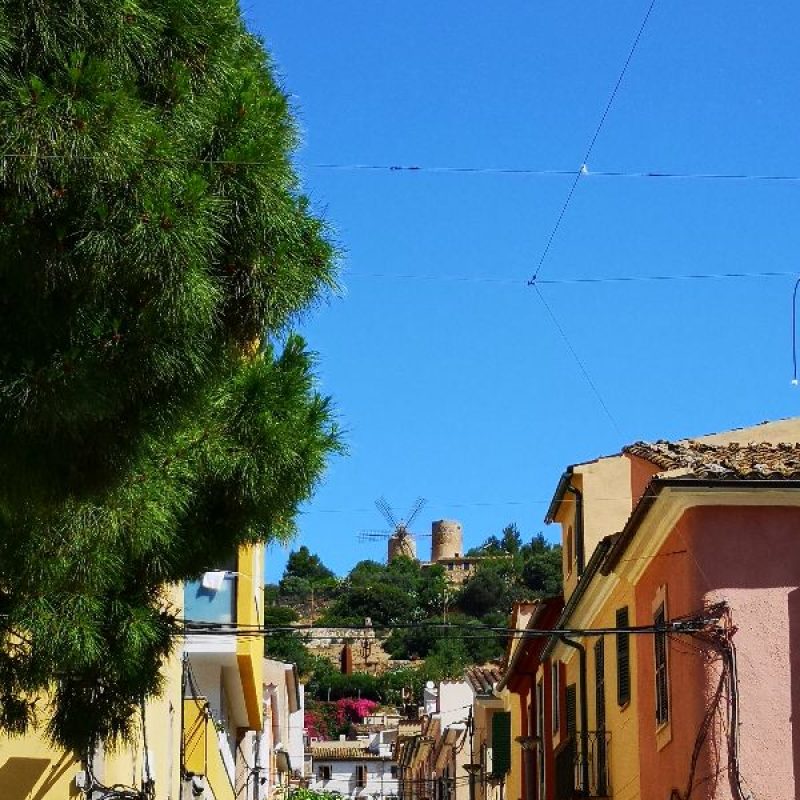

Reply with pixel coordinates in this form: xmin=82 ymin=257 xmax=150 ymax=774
xmin=586 ymin=579 xmax=640 ymax=800
xmin=183 ymin=699 xmax=235 ymax=800
xmin=0 ymin=586 xmax=184 ymax=800
xmin=548 ymin=573 xmax=640 ymax=800
xmin=236 ymin=544 xmax=265 ymax=731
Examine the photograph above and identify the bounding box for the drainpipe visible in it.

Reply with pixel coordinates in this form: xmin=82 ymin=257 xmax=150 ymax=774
xmin=565 ymin=486 xmax=585 ymax=575
xmin=558 ymin=636 xmax=589 ymax=796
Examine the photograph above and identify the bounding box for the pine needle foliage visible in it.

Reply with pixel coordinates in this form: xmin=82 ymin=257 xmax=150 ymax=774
xmin=0 ymin=0 xmax=340 ymax=752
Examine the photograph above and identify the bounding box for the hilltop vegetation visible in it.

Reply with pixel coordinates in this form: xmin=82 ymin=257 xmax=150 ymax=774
xmin=265 ymin=524 xmax=562 ymax=701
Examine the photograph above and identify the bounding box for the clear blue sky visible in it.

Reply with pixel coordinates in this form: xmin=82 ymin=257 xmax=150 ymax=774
xmin=246 ymin=1 xmax=800 ymax=580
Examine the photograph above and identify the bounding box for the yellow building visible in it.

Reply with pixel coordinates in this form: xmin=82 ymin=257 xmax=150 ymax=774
xmin=0 ymin=544 xmax=266 ymax=800
xmin=0 ymin=584 xmax=185 ymax=800
xmin=537 ymin=454 xmax=644 ymax=800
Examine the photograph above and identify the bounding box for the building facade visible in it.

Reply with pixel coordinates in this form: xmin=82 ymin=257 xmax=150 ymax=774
xmin=0 ymin=543 xmax=282 ymax=800
xmin=532 ymin=419 xmax=800 ymax=800
xmin=309 ymin=736 xmax=399 ymax=799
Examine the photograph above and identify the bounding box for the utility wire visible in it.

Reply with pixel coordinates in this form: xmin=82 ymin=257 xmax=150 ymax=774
xmin=308 ymin=162 xmax=800 ymax=184
xmin=346 ymin=268 xmax=798 ymax=287
xmin=7 ymin=151 xmax=800 ymax=185
xmin=179 ymin=616 xmax=712 ymax=638
xmin=529 ymin=0 xmax=658 ymax=283
xmin=534 ymin=285 xmax=623 ymax=438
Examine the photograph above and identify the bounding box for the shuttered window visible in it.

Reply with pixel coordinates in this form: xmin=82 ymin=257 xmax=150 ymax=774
xmin=565 ymin=684 xmax=577 ymax=737
xmin=552 ymin=662 xmax=560 ymax=733
xmin=595 ymin=637 xmax=606 ymax=731
xmin=356 ymin=765 xmax=367 ymax=787
xmin=616 ymin=607 xmax=630 ymax=706
xmin=491 ymin=711 xmax=512 ymax=776
xmin=654 ymin=603 xmax=669 ymax=725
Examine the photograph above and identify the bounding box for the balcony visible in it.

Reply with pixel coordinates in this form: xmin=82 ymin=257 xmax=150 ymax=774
xmin=554 ymin=731 xmax=611 ymax=799
xmin=184 ymin=573 xmax=238 ymax=625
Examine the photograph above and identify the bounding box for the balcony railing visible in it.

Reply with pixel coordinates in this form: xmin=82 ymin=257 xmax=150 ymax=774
xmin=554 ymin=731 xmax=611 ymax=799
xmin=184 ymin=573 xmax=237 ymax=624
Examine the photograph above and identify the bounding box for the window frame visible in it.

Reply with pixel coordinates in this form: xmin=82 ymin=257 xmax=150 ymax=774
xmin=536 ymin=678 xmax=545 ymax=800
xmin=615 ymin=606 xmax=631 ymax=707
xmin=551 ymin=662 xmax=560 ymax=734
xmin=654 ymin=601 xmax=670 ymax=727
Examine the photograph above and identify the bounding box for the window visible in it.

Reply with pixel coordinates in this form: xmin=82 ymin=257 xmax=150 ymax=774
xmin=551 ymin=662 xmax=560 ymax=733
xmin=595 ymin=637 xmax=606 ymax=730
xmin=391 ymin=766 xmax=399 ymax=779
xmin=595 ymin=637 xmax=608 ymax=796
xmin=565 ymin=684 xmax=577 ymax=737
xmin=319 ymin=766 xmax=331 ymax=782
xmin=536 ymin=680 xmax=545 ymax=800
xmin=566 ymin=526 xmax=573 ymax=573
xmin=356 ymin=765 xmax=367 ymax=787
xmin=654 ymin=602 xmax=669 ymax=725
xmin=616 ymin=607 xmax=630 ymax=706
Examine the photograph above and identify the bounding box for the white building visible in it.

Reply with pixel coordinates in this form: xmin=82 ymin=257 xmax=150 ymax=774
xmin=261 ymin=659 xmax=305 ymax=797
xmin=308 ymin=735 xmax=399 ymax=799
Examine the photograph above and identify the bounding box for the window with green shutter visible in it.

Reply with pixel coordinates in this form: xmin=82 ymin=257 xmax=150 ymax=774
xmin=491 ymin=711 xmax=512 ymax=777
xmin=565 ymin=684 xmax=577 ymax=737
xmin=616 ymin=606 xmax=630 ymax=706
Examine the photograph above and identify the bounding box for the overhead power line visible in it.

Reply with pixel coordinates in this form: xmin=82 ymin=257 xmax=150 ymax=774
xmin=533 ymin=285 xmax=623 ymax=438
xmin=346 ymin=268 xmax=798 ymax=287
xmin=530 ymin=0 xmax=658 ymax=283
xmin=7 ymin=152 xmax=800 ymax=186
xmin=308 ymin=162 xmax=800 ymax=184
xmin=180 ymin=616 xmax=712 ymax=639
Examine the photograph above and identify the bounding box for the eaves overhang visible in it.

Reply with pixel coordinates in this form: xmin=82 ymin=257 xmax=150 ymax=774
xmin=544 ymin=468 xmax=574 ymax=524
xmin=601 ymin=476 xmax=800 ymax=575
xmin=495 ymin=602 xmax=548 ymax=692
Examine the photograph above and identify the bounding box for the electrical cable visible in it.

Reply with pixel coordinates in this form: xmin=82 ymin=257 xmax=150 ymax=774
xmin=529 ymin=0 xmax=658 ymax=283
xmin=8 ymin=151 xmax=800 ymax=185
xmin=308 ymin=162 xmax=800 ymax=184
xmin=792 ymin=276 xmax=800 ymax=385
xmin=179 ymin=618 xmax=710 ymax=639
xmin=533 ymin=284 xmax=623 ymax=437
xmin=346 ymin=268 xmax=798 ymax=286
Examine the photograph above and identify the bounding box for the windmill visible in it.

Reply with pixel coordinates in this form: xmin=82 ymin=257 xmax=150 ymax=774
xmin=359 ymin=496 xmax=429 ymax=562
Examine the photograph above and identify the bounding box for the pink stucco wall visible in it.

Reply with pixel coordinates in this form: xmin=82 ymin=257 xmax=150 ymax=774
xmin=636 ymin=504 xmax=800 ymax=800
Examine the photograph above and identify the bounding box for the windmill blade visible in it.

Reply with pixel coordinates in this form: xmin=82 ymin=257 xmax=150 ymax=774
xmin=375 ymin=496 xmax=400 ymax=531
xmin=404 ymin=497 xmax=427 ymax=529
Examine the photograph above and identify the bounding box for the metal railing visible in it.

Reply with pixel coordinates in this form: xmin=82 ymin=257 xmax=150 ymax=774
xmin=554 ymin=731 xmax=611 ymax=799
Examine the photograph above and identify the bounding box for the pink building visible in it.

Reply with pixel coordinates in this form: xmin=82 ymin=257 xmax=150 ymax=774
xmin=539 ymin=420 xmax=800 ymax=800
xmin=604 ymin=437 xmax=800 ymax=800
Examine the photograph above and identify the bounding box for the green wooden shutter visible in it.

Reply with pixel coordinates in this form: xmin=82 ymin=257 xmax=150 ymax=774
xmin=616 ymin=606 xmax=631 ymax=706
xmin=565 ymin=684 xmax=577 ymax=736
xmin=491 ymin=711 xmax=511 ymax=777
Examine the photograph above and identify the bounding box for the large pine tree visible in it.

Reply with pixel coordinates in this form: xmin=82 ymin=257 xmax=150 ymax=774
xmin=0 ymin=0 xmax=340 ymax=751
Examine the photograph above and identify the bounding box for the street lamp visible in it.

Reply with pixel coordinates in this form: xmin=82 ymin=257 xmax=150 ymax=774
xmin=462 ymin=763 xmax=481 ymax=800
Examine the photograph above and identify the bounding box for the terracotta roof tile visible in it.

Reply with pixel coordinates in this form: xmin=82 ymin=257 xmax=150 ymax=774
xmin=464 ymin=665 xmax=503 ymax=695
xmin=309 ymin=744 xmax=386 ymax=760
xmin=624 ymin=440 xmax=800 ymax=480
